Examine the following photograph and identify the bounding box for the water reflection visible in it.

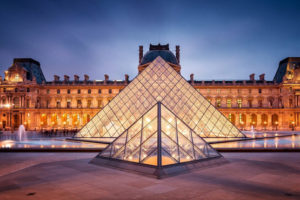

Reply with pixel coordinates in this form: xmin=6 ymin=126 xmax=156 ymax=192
xmin=212 ymin=134 xmax=300 ymax=149
xmin=0 ymin=139 xmax=107 ymax=150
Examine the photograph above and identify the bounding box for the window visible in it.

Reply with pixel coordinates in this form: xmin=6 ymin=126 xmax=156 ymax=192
xmin=3 ymin=88 xmax=6 ymax=92
xmin=258 ymin=88 xmax=262 ymax=94
xmin=88 ymin=89 xmax=91 ymax=94
xmin=258 ymin=100 xmax=263 ymax=108
xmin=248 ymin=100 xmax=252 ymax=108
xmin=15 ymin=74 xmax=20 ymax=81
xmin=98 ymin=100 xmax=102 ymax=108
xmin=47 ymin=89 xmax=50 ymax=94
xmin=226 ymin=99 xmax=231 ymax=108
xmin=87 ymin=100 xmax=92 ymax=108
xmin=46 ymin=100 xmax=49 ymax=108
xmin=77 ymin=100 xmax=82 ymax=108
xmin=98 ymin=89 xmax=101 ymax=94
xmin=67 ymin=89 xmax=70 ymax=94
xmin=216 ymin=99 xmax=221 ymax=108
xmin=56 ymin=101 xmax=61 ymax=108
xmin=27 ymin=88 xmax=30 ymax=92
xmin=57 ymin=89 xmax=60 ymax=94
xmin=237 ymin=99 xmax=242 ymax=108
xmin=109 ymin=89 xmax=112 ymax=94
xmin=26 ymin=99 xmax=30 ymax=108
xmin=15 ymin=88 xmax=18 ymax=92
xmin=78 ymin=89 xmax=81 ymax=94
xmin=289 ymin=99 xmax=293 ymax=107
xmin=67 ymin=100 xmax=71 ymax=108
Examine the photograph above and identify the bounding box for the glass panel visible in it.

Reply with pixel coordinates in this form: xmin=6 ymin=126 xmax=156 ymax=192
xmin=161 ymin=148 xmax=177 ymax=166
xmin=161 ymin=132 xmax=179 ymax=162
xmin=141 ymin=149 xmax=157 ymax=166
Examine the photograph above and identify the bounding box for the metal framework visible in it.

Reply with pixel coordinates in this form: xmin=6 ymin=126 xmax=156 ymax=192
xmin=74 ymin=56 xmax=245 ymax=140
xmin=93 ymin=102 xmax=223 ymax=178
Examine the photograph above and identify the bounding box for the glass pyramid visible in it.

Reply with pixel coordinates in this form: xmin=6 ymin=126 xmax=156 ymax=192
xmin=96 ymin=102 xmax=221 ymax=178
xmin=74 ymin=56 xmax=245 ymax=140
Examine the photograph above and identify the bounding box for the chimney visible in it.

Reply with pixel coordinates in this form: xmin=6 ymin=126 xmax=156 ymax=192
xmin=125 ymin=74 xmax=129 ymax=84
xmin=259 ymin=73 xmax=265 ymax=81
xmin=104 ymin=74 xmax=109 ymax=84
xmin=249 ymin=73 xmax=255 ymax=81
xmin=176 ymin=45 xmax=180 ymax=64
xmin=74 ymin=75 xmax=79 ymax=82
xmin=139 ymin=45 xmax=143 ymax=65
xmin=64 ymin=75 xmax=69 ymax=82
xmin=54 ymin=75 xmax=60 ymax=82
xmin=84 ymin=74 xmax=89 ymax=82
xmin=190 ymin=73 xmax=194 ymax=85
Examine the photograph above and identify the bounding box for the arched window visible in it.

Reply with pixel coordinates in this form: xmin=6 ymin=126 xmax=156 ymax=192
xmin=251 ymin=114 xmax=257 ymax=126
xmin=228 ymin=113 xmax=235 ymax=125
xmin=261 ymin=114 xmax=268 ymax=126
xmin=272 ymin=114 xmax=279 ymax=126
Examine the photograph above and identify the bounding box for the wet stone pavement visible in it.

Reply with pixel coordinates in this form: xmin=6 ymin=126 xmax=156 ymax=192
xmin=0 ymin=152 xmax=299 ymax=200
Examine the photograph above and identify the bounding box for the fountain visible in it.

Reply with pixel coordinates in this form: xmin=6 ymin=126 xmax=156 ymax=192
xmin=18 ymin=125 xmax=27 ymax=141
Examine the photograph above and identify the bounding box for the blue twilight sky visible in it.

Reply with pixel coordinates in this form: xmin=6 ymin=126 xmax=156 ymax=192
xmin=0 ymin=0 xmax=300 ymax=81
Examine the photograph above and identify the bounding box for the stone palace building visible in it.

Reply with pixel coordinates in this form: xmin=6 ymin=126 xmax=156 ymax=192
xmin=0 ymin=44 xmax=300 ymax=131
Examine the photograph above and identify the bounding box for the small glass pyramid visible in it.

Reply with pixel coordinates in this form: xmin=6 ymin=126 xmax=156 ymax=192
xmin=94 ymin=102 xmax=223 ymax=178
xmin=99 ymin=102 xmax=220 ymax=165
xmin=74 ymin=56 xmax=245 ymax=140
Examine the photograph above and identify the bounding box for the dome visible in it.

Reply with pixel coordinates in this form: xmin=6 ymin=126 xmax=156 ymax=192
xmin=141 ymin=50 xmax=179 ymax=65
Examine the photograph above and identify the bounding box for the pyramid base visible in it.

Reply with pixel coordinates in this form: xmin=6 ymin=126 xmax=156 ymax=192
xmin=90 ymin=156 xmax=227 ymax=179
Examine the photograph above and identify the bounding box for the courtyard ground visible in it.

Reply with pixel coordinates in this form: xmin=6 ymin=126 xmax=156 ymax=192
xmin=0 ymin=152 xmax=299 ymax=200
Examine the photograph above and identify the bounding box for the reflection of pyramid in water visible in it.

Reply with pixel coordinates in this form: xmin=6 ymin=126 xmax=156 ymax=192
xmin=92 ymin=102 xmax=223 ymax=178
xmin=74 ymin=56 xmax=245 ymax=140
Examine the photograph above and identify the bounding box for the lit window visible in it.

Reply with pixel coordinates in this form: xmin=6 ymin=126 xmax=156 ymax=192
xmin=227 ymin=99 xmax=231 ymax=108
xmin=237 ymin=99 xmax=242 ymax=108
xmin=15 ymin=74 xmax=20 ymax=81
xmin=228 ymin=113 xmax=232 ymax=122
xmin=216 ymin=99 xmax=221 ymax=107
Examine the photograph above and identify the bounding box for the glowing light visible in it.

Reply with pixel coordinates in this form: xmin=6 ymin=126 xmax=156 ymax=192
xmin=168 ymin=118 xmax=172 ymax=122
xmin=146 ymin=118 xmax=150 ymax=123
xmin=166 ymin=125 xmax=170 ymax=129
xmin=129 ymin=156 xmax=133 ymax=160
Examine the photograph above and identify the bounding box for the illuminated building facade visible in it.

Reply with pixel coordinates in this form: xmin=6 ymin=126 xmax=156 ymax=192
xmin=0 ymin=44 xmax=300 ymax=131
